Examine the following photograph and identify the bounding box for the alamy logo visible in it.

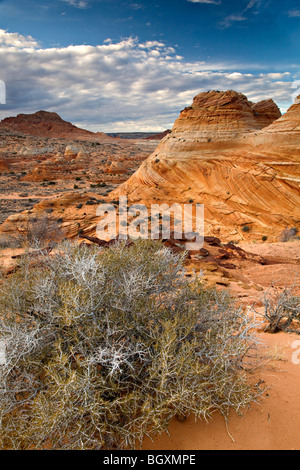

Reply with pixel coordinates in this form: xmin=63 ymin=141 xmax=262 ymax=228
xmin=96 ymin=196 xmax=204 ymax=250
xmin=0 ymin=80 xmax=6 ymax=104
xmin=292 ymin=80 xmax=300 ymax=104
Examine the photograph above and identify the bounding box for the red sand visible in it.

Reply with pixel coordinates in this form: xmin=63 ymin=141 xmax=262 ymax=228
xmin=144 ymin=331 xmax=300 ymax=450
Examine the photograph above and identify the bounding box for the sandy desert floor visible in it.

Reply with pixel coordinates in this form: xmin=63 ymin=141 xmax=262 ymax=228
xmin=143 ymin=329 xmax=300 ymax=450
xmin=142 ymin=241 xmax=300 ymax=450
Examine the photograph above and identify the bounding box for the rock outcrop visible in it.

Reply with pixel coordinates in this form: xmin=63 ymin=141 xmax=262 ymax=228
xmin=105 ymin=161 xmax=128 ymax=174
xmin=0 ymin=110 xmax=107 ymax=141
xmin=251 ymin=99 xmax=283 ymax=129
xmin=112 ymin=91 xmax=299 ymax=242
xmin=145 ymin=130 xmax=172 ymax=140
xmin=170 ymin=90 xmax=281 ymax=142
xmin=0 ymin=160 xmax=9 ymax=172
xmin=64 ymin=145 xmax=80 ymax=160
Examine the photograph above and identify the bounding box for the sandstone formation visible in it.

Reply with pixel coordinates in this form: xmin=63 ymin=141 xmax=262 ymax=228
xmin=64 ymin=145 xmax=82 ymax=161
xmin=170 ymin=90 xmax=281 ymax=142
xmin=251 ymin=99 xmax=283 ymax=129
xmin=0 ymin=110 xmax=107 ymax=141
xmin=0 ymin=90 xmax=298 ymax=246
xmin=112 ymin=91 xmax=299 ymax=242
xmin=105 ymin=161 xmax=128 ymax=174
xmin=0 ymin=160 xmax=9 ymax=172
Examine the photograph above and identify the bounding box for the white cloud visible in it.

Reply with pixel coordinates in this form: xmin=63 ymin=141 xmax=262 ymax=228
xmin=0 ymin=29 xmax=39 ymax=49
xmin=288 ymin=9 xmax=300 ymax=18
xmin=61 ymin=0 xmax=89 ymax=9
xmin=0 ymin=29 xmax=294 ymax=132
xmin=187 ymin=0 xmax=221 ymax=4
xmin=220 ymin=0 xmax=265 ymax=28
xmin=245 ymin=0 xmax=263 ymax=11
xmin=220 ymin=14 xmax=247 ymax=29
xmin=130 ymin=3 xmax=143 ymax=10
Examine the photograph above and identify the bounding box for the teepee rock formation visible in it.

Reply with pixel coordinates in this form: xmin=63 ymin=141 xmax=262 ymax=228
xmin=171 ymin=90 xmax=281 ymax=142
xmin=112 ymin=91 xmax=299 ymax=242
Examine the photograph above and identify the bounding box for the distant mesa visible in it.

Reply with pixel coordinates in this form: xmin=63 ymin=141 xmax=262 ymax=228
xmin=107 ymin=131 xmax=171 ymax=140
xmin=145 ymin=130 xmax=172 ymax=140
xmin=0 ymin=110 xmax=108 ymax=140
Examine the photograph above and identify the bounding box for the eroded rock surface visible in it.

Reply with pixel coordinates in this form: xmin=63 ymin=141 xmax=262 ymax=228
xmin=112 ymin=91 xmax=299 ymax=242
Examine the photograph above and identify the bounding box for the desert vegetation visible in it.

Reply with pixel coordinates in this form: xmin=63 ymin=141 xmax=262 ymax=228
xmin=279 ymin=227 xmax=299 ymax=243
xmin=259 ymin=285 xmax=300 ymax=334
xmin=0 ymin=213 xmax=64 ymax=251
xmin=0 ymin=240 xmax=263 ymax=450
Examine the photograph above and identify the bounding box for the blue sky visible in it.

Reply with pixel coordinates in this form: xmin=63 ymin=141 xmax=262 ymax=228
xmin=0 ymin=0 xmax=299 ymax=131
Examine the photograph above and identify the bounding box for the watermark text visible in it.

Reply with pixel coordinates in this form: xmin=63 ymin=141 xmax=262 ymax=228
xmin=96 ymin=197 xmax=204 ymax=250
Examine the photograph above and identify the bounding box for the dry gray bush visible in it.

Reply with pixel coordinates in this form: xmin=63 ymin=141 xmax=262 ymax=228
xmin=0 ymin=240 xmax=264 ymax=450
xmin=258 ymin=285 xmax=300 ymax=333
xmin=22 ymin=213 xmax=64 ymax=249
xmin=0 ymin=214 xmax=64 ymax=252
xmin=0 ymin=235 xmax=20 ymax=250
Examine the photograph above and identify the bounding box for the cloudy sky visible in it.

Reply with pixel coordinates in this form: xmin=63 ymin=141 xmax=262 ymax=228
xmin=0 ymin=0 xmax=299 ymax=132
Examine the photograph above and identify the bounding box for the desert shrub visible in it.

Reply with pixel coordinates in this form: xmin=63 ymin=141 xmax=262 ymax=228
xmin=0 ymin=214 xmax=63 ymax=251
xmin=279 ymin=227 xmax=298 ymax=242
xmin=259 ymin=285 xmax=300 ymax=333
xmin=242 ymin=225 xmax=250 ymax=233
xmin=0 ymin=240 xmax=262 ymax=450
xmin=0 ymin=236 xmax=20 ymax=250
xmin=85 ymin=200 xmax=98 ymax=206
xmin=262 ymin=236 xmax=268 ymax=242
xmin=21 ymin=213 xmax=64 ymax=249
